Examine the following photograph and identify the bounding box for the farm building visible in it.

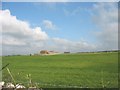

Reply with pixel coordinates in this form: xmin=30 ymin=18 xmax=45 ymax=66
xmin=39 ymin=50 xmax=60 ymax=55
xmin=64 ymin=52 xmax=70 ymax=54
xmin=40 ymin=50 xmax=49 ymax=54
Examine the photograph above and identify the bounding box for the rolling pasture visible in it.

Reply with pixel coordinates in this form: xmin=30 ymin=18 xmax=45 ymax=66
xmin=2 ymin=52 xmax=118 ymax=88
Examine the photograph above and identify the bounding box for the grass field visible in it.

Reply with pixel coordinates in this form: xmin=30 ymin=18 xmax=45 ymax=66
xmin=2 ymin=52 xmax=118 ymax=88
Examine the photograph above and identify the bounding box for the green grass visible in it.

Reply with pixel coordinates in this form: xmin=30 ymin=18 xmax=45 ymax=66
xmin=2 ymin=52 xmax=118 ymax=88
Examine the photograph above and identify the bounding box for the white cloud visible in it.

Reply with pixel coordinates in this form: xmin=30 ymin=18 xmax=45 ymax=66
xmin=42 ymin=20 xmax=56 ymax=30
xmin=52 ymin=38 xmax=96 ymax=52
xmin=33 ymin=27 xmax=48 ymax=40
xmin=92 ymin=2 xmax=118 ymax=50
xmin=2 ymin=36 xmax=26 ymax=46
xmin=1 ymin=9 xmax=49 ymax=55
xmin=0 ymin=9 xmax=48 ymax=46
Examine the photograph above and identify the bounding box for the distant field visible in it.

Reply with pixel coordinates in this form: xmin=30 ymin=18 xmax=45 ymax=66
xmin=2 ymin=52 xmax=118 ymax=88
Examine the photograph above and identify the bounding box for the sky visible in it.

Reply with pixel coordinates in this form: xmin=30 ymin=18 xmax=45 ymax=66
xmin=1 ymin=2 xmax=118 ymax=55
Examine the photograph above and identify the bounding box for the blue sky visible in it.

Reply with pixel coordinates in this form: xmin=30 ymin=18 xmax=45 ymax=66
xmin=1 ymin=2 xmax=118 ymax=55
xmin=2 ymin=2 xmax=98 ymax=42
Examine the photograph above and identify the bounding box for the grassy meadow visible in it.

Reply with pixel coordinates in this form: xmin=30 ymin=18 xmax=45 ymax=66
xmin=2 ymin=52 xmax=118 ymax=88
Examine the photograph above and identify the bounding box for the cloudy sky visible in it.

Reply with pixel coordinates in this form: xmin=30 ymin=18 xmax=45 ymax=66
xmin=1 ymin=2 xmax=118 ymax=55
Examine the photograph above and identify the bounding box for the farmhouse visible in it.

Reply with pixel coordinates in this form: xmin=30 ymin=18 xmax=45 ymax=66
xmin=40 ymin=50 xmax=49 ymax=55
xmin=64 ymin=52 xmax=70 ymax=54
xmin=39 ymin=50 xmax=60 ymax=55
